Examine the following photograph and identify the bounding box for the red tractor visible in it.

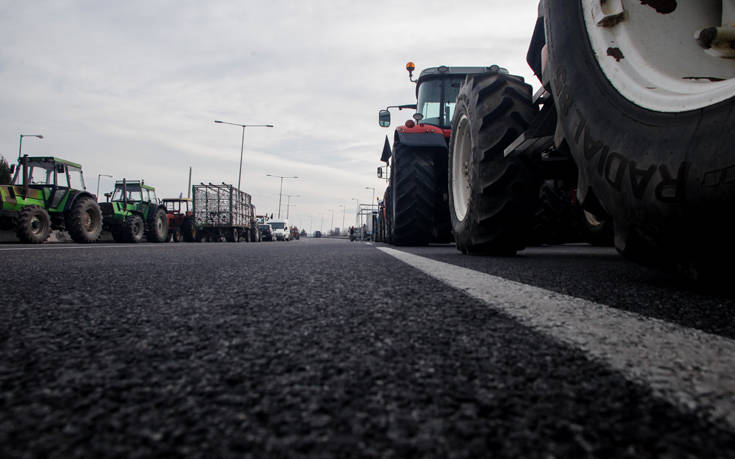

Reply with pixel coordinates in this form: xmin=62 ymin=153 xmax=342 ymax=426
xmin=378 ymin=62 xmax=507 ymax=246
xmin=162 ymin=198 xmax=196 ymax=242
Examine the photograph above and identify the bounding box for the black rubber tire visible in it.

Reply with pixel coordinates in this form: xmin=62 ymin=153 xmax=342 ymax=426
xmin=582 ymin=210 xmax=614 ymax=247
xmin=171 ymin=230 xmax=182 ymax=243
xmin=16 ymin=206 xmax=51 ymax=244
xmin=448 ymin=72 xmax=538 ymax=255
xmin=182 ymin=217 xmax=197 ymax=242
xmin=383 ymin=185 xmax=393 ymax=244
xmin=545 ymin=1 xmax=735 ymax=278
xmin=390 ymin=143 xmax=442 ymax=246
xmin=146 ymin=207 xmax=169 ymax=243
xmin=66 ymin=196 xmax=102 ymax=243
xmin=225 ymin=228 xmax=238 ymax=243
xmin=122 ymin=215 xmax=145 ymax=243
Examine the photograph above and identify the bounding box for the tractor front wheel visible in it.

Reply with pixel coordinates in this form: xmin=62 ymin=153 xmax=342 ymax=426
xmin=122 ymin=215 xmax=145 ymax=243
xmin=16 ymin=206 xmax=51 ymax=244
xmin=67 ymin=196 xmax=102 ymax=243
xmin=147 ymin=208 xmax=168 ymax=243
xmin=182 ymin=217 xmax=197 ymax=242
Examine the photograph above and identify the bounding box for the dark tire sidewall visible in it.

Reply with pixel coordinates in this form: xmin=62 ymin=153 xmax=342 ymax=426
xmin=545 ymin=0 xmax=735 ymax=265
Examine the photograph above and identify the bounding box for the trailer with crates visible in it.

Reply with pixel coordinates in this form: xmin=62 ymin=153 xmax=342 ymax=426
xmin=192 ymin=183 xmax=254 ymax=242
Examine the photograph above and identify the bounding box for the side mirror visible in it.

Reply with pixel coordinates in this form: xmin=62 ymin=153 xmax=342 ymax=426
xmin=378 ymin=109 xmax=391 ymax=128
xmin=377 ymin=167 xmax=383 ymax=179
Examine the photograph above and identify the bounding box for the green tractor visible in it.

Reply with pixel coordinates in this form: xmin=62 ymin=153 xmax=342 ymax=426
xmin=101 ymin=179 xmax=168 ymax=243
xmin=0 ymin=155 xmax=102 ymax=243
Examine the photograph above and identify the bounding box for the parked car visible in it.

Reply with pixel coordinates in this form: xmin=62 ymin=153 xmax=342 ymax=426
xmin=259 ymin=223 xmax=273 ymax=241
xmin=313 ymin=230 xmax=322 ymax=238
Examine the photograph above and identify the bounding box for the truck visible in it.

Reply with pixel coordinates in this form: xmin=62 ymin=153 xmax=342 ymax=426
xmin=446 ymin=1 xmax=735 ymax=279
xmin=100 ymin=179 xmax=169 ymax=243
xmin=0 ymin=155 xmax=102 ymax=243
xmin=192 ymin=183 xmax=253 ymax=242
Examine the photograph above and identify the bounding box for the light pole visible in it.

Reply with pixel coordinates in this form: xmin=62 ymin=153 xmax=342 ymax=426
xmin=285 ymin=194 xmax=300 ymax=219
xmin=214 ymin=120 xmax=273 ymax=193
xmin=266 ymin=174 xmax=298 ymax=219
xmin=96 ymin=174 xmax=113 ymax=200
xmin=328 ymin=209 xmax=334 ymax=234
xmin=338 ymin=204 xmax=346 ymax=233
xmin=18 ymin=134 xmax=43 ymax=159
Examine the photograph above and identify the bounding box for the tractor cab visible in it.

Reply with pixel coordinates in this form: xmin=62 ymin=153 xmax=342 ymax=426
xmin=379 ymin=62 xmax=506 ymax=131
xmin=109 ymin=180 xmax=158 ymax=204
xmin=11 ymin=156 xmax=87 ymax=193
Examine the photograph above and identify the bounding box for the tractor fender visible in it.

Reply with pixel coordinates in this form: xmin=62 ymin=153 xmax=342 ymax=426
xmin=394 ymin=131 xmax=448 ymax=150
xmin=65 ymin=190 xmax=97 ymax=211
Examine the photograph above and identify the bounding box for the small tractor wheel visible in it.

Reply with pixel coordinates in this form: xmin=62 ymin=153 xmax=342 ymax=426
xmin=67 ymin=196 xmax=102 ymax=243
xmin=16 ymin=206 xmax=51 ymax=244
xmin=122 ymin=215 xmax=145 ymax=243
xmin=146 ymin=207 xmax=168 ymax=243
xmin=182 ymin=217 xmax=197 ymax=242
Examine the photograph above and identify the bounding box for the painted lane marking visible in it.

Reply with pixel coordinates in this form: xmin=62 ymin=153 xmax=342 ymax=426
xmin=378 ymin=247 xmax=735 ymax=430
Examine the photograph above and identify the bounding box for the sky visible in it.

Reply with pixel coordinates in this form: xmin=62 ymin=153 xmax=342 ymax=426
xmin=0 ymin=0 xmax=540 ymax=232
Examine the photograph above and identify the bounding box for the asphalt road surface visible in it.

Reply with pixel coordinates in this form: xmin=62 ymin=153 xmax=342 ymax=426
xmin=2 ymin=238 xmax=734 ymax=457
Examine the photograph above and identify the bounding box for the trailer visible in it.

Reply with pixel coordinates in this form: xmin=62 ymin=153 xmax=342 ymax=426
xmin=192 ymin=183 xmax=253 ymax=242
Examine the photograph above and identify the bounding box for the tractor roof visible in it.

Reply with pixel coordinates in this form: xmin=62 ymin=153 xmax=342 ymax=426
xmin=417 ymin=65 xmax=500 ymax=81
xmin=162 ymin=198 xmax=192 ymax=202
xmin=23 ymin=156 xmax=83 ymax=169
xmin=114 ymin=180 xmax=155 ymax=191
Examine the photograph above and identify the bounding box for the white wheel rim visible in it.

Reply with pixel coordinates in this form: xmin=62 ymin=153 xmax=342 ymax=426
xmin=582 ymin=0 xmax=735 ymax=112
xmin=452 ymin=114 xmax=472 ymax=221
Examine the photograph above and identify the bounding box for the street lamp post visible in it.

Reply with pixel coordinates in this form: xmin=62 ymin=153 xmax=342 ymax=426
xmin=285 ymin=194 xmax=300 ymax=219
xmin=214 ymin=120 xmax=273 ymax=193
xmin=18 ymin=134 xmax=43 ymax=159
xmin=328 ymin=209 xmax=334 ymax=234
xmin=266 ymin=174 xmax=298 ymax=219
xmin=96 ymin=174 xmax=113 ymax=200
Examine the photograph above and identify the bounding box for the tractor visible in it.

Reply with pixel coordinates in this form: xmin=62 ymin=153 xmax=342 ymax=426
xmin=101 ymin=179 xmax=168 ymax=243
xmin=378 ymin=63 xmax=504 ymax=245
xmin=0 ymin=155 xmax=102 ymax=243
xmin=163 ymin=197 xmax=196 ymax=242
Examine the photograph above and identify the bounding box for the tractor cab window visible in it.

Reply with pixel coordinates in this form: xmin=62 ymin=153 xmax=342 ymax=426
xmin=147 ymin=189 xmax=158 ymax=203
xmin=416 ymin=77 xmax=465 ymax=129
xmin=68 ymin=168 xmax=85 ymax=190
xmin=28 ymin=163 xmax=55 ymax=185
xmin=111 ymin=186 xmax=143 ymax=202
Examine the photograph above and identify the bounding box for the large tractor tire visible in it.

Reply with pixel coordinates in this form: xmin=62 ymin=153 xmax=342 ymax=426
xmin=16 ymin=206 xmax=51 ymax=244
xmin=146 ymin=207 xmax=169 ymax=243
xmin=545 ymin=1 xmax=735 ymax=278
xmin=390 ymin=143 xmax=441 ymax=246
xmin=448 ymin=72 xmax=538 ymax=255
xmin=122 ymin=215 xmax=145 ymax=243
xmin=383 ymin=185 xmax=393 ymax=244
xmin=66 ymin=196 xmax=102 ymax=243
xmin=181 ymin=216 xmax=197 ymax=242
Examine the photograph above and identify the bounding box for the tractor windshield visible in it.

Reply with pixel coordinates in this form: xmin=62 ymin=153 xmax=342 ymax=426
xmin=416 ymin=77 xmax=465 ymax=129
xmin=112 ymin=186 xmax=143 ymax=202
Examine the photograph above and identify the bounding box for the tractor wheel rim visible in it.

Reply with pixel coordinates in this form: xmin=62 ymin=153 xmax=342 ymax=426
xmin=452 ymin=113 xmax=472 ymax=222
xmin=83 ymin=210 xmax=93 ymax=231
xmin=30 ymin=216 xmax=43 ymax=234
xmin=582 ymin=1 xmax=735 ymax=112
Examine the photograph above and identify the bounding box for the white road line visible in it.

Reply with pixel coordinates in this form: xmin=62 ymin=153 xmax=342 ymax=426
xmin=378 ymin=247 xmax=735 ymax=430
